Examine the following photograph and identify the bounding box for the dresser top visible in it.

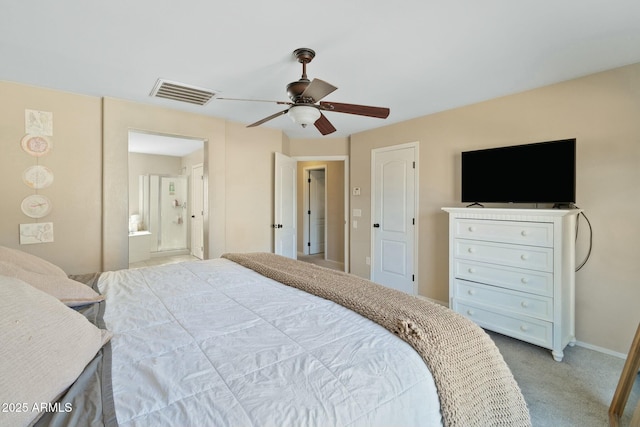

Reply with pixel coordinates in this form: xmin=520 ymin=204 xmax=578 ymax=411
xmin=442 ymin=207 xmax=582 ymax=220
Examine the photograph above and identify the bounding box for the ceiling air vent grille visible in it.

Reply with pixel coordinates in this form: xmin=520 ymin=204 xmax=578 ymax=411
xmin=150 ymin=79 xmax=217 ymax=106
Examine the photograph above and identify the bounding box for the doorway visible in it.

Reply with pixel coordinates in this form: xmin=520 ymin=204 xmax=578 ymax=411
xmin=128 ymin=131 xmax=205 ymax=266
xmin=295 ymin=157 xmax=348 ymax=272
xmin=304 ymin=167 xmax=326 ymax=256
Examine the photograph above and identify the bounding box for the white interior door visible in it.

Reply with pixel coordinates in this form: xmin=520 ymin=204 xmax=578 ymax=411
xmin=190 ymin=164 xmax=204 ymax=259
xmin=371 ymin=144 xmax=417 ymax=294
xmin=309 ymin=169 xmax=326 ymax=255
xmin=274 ymin=152 xmax=297 ymax=258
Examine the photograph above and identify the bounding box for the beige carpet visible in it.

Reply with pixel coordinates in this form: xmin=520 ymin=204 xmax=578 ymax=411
xmin=490 ymin=331 xmax=639 ymax=427
xmin=296 ymin=253 xmax=344 ymax=271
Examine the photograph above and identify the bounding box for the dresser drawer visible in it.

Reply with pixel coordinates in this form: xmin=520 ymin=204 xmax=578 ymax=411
xmin=454 ymin=280 xmax=553 ymax=321
xmin=455 ymin=219 xmax=554 ymax=247
xmin=454 ymin=260 xmax=553 ymax=296
xmin=454 ymin=301 xmax=553 ymax=348
xmin=454 ymin=239 xmax=554 ymax=272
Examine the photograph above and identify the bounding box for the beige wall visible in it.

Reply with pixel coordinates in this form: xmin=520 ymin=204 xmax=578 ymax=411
xmin=223 ymin=121 xmax=283 ymax=253
xmin=350 ymin=63 xmax=640 ymax=353
xmin=297 ymin=161 xmax=345 ymax=264
xmin=288 ymin=137 xmax=349 ymax=157
xmin=0 ymin=82 xmax=102 ymax=274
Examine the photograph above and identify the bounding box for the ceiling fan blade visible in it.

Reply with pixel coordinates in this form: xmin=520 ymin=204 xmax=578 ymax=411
xmin=247 ymin=109 xmax=290 ymax=127
xmin=301 ymin=78 xmax=338 ymax=102
xmin=319 ymin=101 xmax=390 ymax=119
xmin=314 ymin=113 xmax=337 ymax=136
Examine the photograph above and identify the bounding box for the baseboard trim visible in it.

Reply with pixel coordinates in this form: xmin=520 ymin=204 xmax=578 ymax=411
xmin=574 ymin=340 xmax=627 ymax=359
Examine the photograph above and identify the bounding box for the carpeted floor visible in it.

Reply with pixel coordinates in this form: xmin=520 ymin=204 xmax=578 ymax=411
xmin=297 ymin=253 xmax=345 ymax=271
xmin=489 ymin=331 xmax=639 ymax=427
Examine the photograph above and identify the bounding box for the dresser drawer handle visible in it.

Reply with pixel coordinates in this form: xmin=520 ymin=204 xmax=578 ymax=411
xmin=520 ymin=254 xmax=529 ymax=261
xmin=520 ymin=325 xmax=529 ymax=332
xmin=467 ymin=267 xmax=476 ymax=274
xmin=466 ymin=309 xmax=475 ymax=316
xmin=521 ymin=277 xmax=530 ymax=284
xmin=468 ymin=226 xmax=475 ymax=232
xmin=520 ymin=301 xmax=529 ymax=308
xmin=468 ymin=247 xmax=476 ymax=254
xmin=467 ymin=289 xmax=476 ymax=296
xmin=521 ymin=230 xmax=529 ymax=236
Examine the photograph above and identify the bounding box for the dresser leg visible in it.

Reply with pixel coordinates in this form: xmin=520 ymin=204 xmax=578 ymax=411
xmin=552 ymin=350 xmax=564 ymax=362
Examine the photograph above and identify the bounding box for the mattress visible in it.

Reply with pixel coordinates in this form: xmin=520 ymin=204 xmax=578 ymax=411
xmin=97 ymin=258 xmax=443 ymax=427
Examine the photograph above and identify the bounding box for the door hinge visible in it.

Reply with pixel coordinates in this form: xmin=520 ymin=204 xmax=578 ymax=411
xmin=412 ymin=274 xmax=415 ymax=282
xmin=413 ymin=161 xmax=416 ymax=169
xmin=308 ymin=178 xmax=311 ymax=183
xmin=307 ymin=242 xmax=311 ymax=247
xmin=308 ymin=210 xmax=311 ymax=215
xmin=412 ymin=218 xmax=415 ymax=225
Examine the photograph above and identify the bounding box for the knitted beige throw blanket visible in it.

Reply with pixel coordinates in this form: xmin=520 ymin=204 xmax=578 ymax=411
xmin=222 ymin=252 xmax=531 ymax=427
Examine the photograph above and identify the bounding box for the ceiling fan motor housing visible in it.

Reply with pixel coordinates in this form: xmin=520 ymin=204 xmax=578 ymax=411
xmin=287 ymin=48 xmax=316 ymax=103
xmin=287 ymin=80 xmax=312 ymax=103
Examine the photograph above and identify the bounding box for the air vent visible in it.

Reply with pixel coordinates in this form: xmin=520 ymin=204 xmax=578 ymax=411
xmin=150 ymin=79 xmax=217 ymax=106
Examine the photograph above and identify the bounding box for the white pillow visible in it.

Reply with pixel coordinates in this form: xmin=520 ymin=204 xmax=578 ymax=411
xmin=0 ymin=276 xmax=112 ymax=427
xmin=0 ymin=246 xmax=67 ymax=277
xmin=0 ymin=261 xmax=103 ymax=307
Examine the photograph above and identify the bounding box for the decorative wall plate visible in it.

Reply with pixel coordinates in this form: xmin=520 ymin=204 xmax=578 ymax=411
xmin=22 ymin=165 xmax=54 ymax=189
xmin=21 ymin=134 xmax=52 ymax=157
xmin=21 ymin=194 xmax=52 ymax=218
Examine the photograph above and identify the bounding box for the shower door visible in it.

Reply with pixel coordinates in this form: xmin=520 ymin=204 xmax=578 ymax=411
xmin=145 ymin=175 xmax=188 ymax=253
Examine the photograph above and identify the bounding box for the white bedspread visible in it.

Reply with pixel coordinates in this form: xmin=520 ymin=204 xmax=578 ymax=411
xmin=98 ymin=259 xmax=442 ymax=427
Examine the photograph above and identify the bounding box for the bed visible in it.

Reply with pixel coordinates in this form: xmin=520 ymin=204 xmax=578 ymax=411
xmin=0 ymin=247 xmax=531 ymax=427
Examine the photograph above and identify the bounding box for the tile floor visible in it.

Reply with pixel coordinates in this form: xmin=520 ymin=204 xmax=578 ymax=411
xmin=129 ymin=253 xmax=199 ymax=269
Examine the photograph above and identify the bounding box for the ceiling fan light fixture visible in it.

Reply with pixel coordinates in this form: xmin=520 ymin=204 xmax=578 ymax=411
xmin=287 ymin=105 xmax=321 ymax=127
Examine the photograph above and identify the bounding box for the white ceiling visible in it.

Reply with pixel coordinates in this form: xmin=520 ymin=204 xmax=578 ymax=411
xmin=128 ymin=131 xmax=204 ymax=157
xmin=2 ymin=1 xmax=640 ymax=140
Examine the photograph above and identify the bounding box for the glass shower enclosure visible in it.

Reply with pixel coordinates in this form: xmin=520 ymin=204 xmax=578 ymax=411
xmin=139 ymin=174 xmax=188 ymax=253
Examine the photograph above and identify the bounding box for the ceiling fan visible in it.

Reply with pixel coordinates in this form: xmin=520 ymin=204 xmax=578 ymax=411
xmin=217 ymin=48 xmax=390 ymax=135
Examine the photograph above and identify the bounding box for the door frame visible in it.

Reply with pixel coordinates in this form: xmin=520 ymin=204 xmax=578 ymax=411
xmin=370 ymin=141 xmax=419 ymax=293
xmin=302 ymin=165 xmax=328 ymax=256
xmin=190 ymin=163 xmax=204 ymax=259
xmin=294 ymin=155 xmax=350 ymax=272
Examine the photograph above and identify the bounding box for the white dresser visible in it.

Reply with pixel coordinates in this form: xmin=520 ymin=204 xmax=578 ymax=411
xmin=442 ymin=207 xmax=582 ymax=361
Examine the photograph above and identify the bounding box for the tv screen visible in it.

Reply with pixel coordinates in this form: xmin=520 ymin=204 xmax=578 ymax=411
xmin=461 ymin=138 xmax=576 ymax=205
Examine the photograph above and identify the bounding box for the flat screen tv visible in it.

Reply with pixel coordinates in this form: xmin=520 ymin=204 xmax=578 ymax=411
xmin=461 ymin=138 xmax=576 ymax=205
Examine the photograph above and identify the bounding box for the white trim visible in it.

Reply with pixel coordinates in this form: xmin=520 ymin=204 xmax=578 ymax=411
xmin=293 ymin=155 xmax=349 ymax=273
xmin=574 ymin=340 xmax=627 ymax=359
xmin=302 ymin=165 xmax=328 ymax=257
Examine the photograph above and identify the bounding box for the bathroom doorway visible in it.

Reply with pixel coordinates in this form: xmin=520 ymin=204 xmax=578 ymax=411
xmin=128 ymin=131 xmax=204 ymax=266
